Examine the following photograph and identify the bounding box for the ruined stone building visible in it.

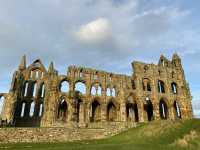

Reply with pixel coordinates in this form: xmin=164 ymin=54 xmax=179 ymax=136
xmin=0 ymin=54 xmax=193 ymax=127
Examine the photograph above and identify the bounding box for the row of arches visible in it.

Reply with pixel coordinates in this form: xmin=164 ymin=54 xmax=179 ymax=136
xmin=20 ymin=101 xmax=43 ymax=118
xmin=57 ymin=98 xmax=182 ymax=123
xmin=142 ymin=79 xmax=178 ymax=94
xmin=60 ymin=80 xmax=117 ymax=97
xmin=30 ymin=70 xmax=44 ymax=79
xmin=23 ymin=82 xmax=45 ymax=98
xmin=57 ymin=99 xmax=119 ymax=122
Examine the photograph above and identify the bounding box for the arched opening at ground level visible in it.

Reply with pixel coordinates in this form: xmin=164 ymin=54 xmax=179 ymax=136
xmin=159 ymin=99 xmax=168 ymax=120
xmin=126 ymin=103 xmax=139 ymax=122
xmin=107 ymin=101 xmax=117 ymax=122
xmin=90 ymin=100 xmax=101 ymax=122
xmin=13 ymin=100 xmax=43 ymax=127
xmin=173 ymin=101 xmax=181 ymax=119
xmin=57 ymin=99 xmax=68 ymax=122
xmin=144 ymin=100 xmax=153 ymax=121
xmin=76 ymin=99 xmax=83 ymax=123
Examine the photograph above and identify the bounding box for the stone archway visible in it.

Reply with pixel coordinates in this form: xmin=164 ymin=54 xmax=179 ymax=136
xmin=159 ymin=99 xmax=168 ymax=119
xmin=173 ymin=101 xmax=181 ymax=119
xmin=126 ymin=103 xmax=139 ymax=122
xmin=91 ymin=100 xmax=101 ymax=122
xmin=144 ymin=100 xmax=153 ymax=121
xmin=57 ymin=99 xmax=68 ymax=122
xmin=107 ymin=101 xmax=117 ymax=122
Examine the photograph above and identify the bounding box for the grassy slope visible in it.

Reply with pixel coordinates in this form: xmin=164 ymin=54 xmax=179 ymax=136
xmin=0 ymin=119 xmax=200 ymax=150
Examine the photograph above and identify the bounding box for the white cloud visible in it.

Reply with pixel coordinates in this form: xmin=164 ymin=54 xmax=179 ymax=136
xmin=75 ymin=18 xmax=112 ymax=45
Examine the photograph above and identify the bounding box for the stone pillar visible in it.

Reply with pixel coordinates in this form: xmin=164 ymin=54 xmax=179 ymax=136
xmin=1 ymin=93 xmax=17 ymax=124
xmin=101 ymin=103 xmax=107 ymax=122
xmin=67 ymin=101 xmax=73 ymax=125
xmin=41 ymin=79 xmax=58 ymax=127
xmin=171 ymin=104 xmax=177 ymax=120
xmin=85 ymin=102 xmax=91 ymax=124
xmin=138 ymin=101 xmax=144 ymax=122
xmin=153 ymin=102 xmax=160 ymax=120
xmin=168 ymin=103 xmax=174 ymax=120
xmin=78 ymin=102 xmax=85 ymax=127
xmin=120 ymin=103 xmax=126 ymax=122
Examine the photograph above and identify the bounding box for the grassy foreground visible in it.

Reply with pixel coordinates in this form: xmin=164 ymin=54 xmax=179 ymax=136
xmin=0 ymin=119 xmax=200 ymax=150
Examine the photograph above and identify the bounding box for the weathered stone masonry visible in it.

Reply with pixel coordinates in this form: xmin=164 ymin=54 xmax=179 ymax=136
xmin=0 ymin=53 xmax=193 ymax=127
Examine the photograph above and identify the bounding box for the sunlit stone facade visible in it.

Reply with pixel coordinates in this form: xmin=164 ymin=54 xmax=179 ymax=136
xmin=0 ymin=53 xmax=193 ymax=127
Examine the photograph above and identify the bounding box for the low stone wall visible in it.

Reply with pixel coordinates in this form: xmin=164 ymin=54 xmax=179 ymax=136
xmin=0 ymin=122 xmax=136 ymax=143
xmin=0 ymin=128 xmax=106 ymax=143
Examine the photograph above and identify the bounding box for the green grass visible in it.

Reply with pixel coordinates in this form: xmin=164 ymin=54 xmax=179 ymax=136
xmin=0 ymin=119 xmax=200 ymax=150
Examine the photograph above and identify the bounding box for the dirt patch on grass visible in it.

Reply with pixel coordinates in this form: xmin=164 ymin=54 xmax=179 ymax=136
xmin=137 ymin=120 xmax=182 ymax=137
xmin=173 ymin=130 xmax=199 ymax=147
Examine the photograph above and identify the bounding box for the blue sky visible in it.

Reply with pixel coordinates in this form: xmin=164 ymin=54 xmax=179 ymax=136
xmin=0 ymin=0 xmax=200 ymax=117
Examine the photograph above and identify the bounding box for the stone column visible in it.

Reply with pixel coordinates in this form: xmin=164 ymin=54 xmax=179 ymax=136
xmin=67 ymin=101 xmax=73 ymax=126
xmin=120 ymin=103 xmax=126 ymax=122
xmin=85 ymin=102 xmax=91 ymax=124
xmin=153 ymin=101 xmax=160 ymax=120
xmin=101 ymin=103 xmax=107 ymax=122
xmin=78 ymin=102 xmax=86 ymax=127
xmin=138 ymin=101 xmax=144 ymax=122
xmin=1 ymin=93 xmax=17 ymax=124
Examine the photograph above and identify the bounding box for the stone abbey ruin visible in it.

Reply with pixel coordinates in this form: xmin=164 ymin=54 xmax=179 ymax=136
xmin=0 ymin=53 xmax=193 ymax=128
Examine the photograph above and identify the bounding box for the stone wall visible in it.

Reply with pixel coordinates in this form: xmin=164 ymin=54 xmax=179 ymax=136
xmin=0 ymin=53 xmax=193 ymax=128
xmin=0 ymin=122 xmax=136 ymax=143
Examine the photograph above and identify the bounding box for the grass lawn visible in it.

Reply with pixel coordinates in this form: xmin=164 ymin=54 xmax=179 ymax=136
xmin=0 ymin=119 xmax=200 ymax=150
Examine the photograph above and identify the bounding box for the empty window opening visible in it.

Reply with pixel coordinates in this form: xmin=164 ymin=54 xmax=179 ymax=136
xmin=159 ymin=100 xmax=168 ymax=119
xmin=20 ymin=102 xmax=26 ymax=117
xmin=143 ymin=79 xmax=151 ymax=91
xmin=32 ymin=83 xmax=37 ymax=97
xmin=174 ymin=101 xmax=181 ymax=118
xmin=91 ymin=100 xmax=101 ymax=122
xmin=57 ymin=99 xmax=68 ymax=122
xmin=75 ymin=82 xmax=86 ymax=94
xmin=60 ymin=81 xmax=69 ymax=92
xmin=24 ymin=82 xmax=29 ymax=97
xmin=41 ymin=83 xmax=45 ymax=98
xmin=97 ymin=86 xmax=102 ymax=96
xmin=35 ymin=71 xmax=39 ymax=79
xmin=39 ymin=103 xmax=43 ymax=117
xmin=0 ymin=96 xmax=5 ymax=115
xmin=29 ymin=101 xmax=35 ymax=117
xmin=126 ymin=103 xmax=139 ymax=122
xmin=144 ymin=100 xmax=153 ymax=121
xmin=171 ymin=82 xmax=177 ymax=94
xmin=106 ymin=88 xmax=111 ymax=96
xmin=107 ymin=102 xmax=117 ymax=121
xmin=91 ymin=86 xmax=96 ymax=95
xmin=158 ymin=80 xmax=165 ymax=93
xmin=112 ymin=88 xmax=116 ymax=97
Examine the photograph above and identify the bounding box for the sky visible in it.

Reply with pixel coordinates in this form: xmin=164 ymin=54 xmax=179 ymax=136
xmin=0 ymin=0 xmax=200 ymax=117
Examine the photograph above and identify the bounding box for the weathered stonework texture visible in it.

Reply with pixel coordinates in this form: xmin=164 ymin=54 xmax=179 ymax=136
xmin=0 ymin=53 xmax=193 ymax=128
xmin=0 ymin=122 xmax=136 ymax=143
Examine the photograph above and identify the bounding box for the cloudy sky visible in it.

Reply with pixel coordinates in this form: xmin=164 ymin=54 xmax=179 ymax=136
xmin=0 ymin=0 xmax=199 ymax=117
